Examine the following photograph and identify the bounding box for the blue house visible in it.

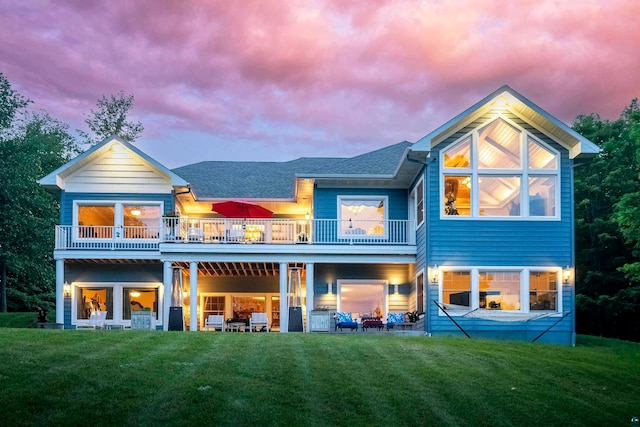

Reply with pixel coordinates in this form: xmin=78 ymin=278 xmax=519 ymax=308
xmin=39 ymin=86 xmax=598 ymax=343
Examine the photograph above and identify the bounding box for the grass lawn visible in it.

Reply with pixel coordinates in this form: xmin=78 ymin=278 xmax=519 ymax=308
xmin=0 ymin=330 xmax=638 ymax=426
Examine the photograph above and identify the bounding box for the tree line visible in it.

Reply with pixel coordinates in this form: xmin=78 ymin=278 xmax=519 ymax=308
xmin=0 ymin=71 xmax=638 ymax=340
xmin=0 ymin=71 xmax=142 ymax=312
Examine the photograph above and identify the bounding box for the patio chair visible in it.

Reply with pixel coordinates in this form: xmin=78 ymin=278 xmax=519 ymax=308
xmin=203 ymin=315 xmax=225 ymax=331
xmin=335 ymin=312 xmax=358 ymax=331
xmin=88 ymin=310 xmax=107 ymax=329
xmin=249 ymin=312 xmax=269 ymax=332
xmin=386 ymin=312 xmax=405 ymax=330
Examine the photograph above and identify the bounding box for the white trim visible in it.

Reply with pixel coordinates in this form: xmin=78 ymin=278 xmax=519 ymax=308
xmin=336 ymin=279 xmax=389 ymax=318
xmin=71 ymin=281 xmax=164 ymax=327
xmin=73 ymin=200 xmax=165 ymax=241
xmin=436 ymin=266 xmax=563 ymax=316
xmin=410 ymin=177 xmax=425 ymax=229
xmin=439 ymin=114 xmax=561 ymax=220
xmin=415 ymin=269 xmax=425 ymax=313
xmin=337 ymin=195 xmax=389 ymax=239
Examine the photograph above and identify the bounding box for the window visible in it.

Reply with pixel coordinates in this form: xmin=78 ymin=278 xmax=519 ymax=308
xmin=338 ymin=196 xmax=388 ymax=237
xmin=529 ymin=271 xmax=558 ymax=310
xmin=443 ymin=271 xmax=471 ymax=308
xmin=123 ymin=287 xmax=159 ymax=320
xmin=479 ymin=271 xmax=521 ymax=310
xmin=416 ymin=272 xmax=424 ymax=313
xmin=442 ymin=117 xmax=559 ymax=218
xmin=77 ymin=287 xmax=113 ymax=320
xmin=412 ymin=179 xmax=424 ymax=227
xmin=76 ymin=201 xmax=162 ymax=239
xmin=438 ymin=267 xmax=562 ymax=314
xmin=338 ymin=281 xmax=388 ymax=318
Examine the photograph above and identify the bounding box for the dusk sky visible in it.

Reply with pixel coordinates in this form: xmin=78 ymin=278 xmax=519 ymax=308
xmin=1 ymin=0 xmax=639 ymax=168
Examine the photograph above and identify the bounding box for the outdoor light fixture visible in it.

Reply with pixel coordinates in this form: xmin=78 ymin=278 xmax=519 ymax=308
xmin=305 ymin=212 xmax=310 ymax=220
xmin=394 ymin=284 xmax=399 ymax=295
xmin=430 ymin=265 xmax=439 ymax=284
xmin=327 ymin=283 xmax=333 ymax=294
xmin=563 ymin=266 xmax=571 ymax=285
xmin=63 ymin=282 xmax=71 ymax=297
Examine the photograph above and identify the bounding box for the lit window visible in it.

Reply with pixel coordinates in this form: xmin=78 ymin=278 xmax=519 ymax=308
xmin=76 ymin=202 xmax=162 ymax=239
xmin=442 ymin=117 xmax=559 ymax=218
xmin=444 ymin=136 xmax=471 ymax=168
xmin=479 ymin=271 xmax=521 ymax=311
xmin=529 ymin=272 xmax=558 ymax=310
xmin=124 ymin=205 xmax=161 ymax=238
xmin=123 ymin=288 xmax=159 ymax=320
xmin=443 ymin=271 xmax=471 ymax=309
xmin=78 ymin=205 xmax=114 ymax=238
xmin=338 ymin=196 xmax=387 ymax=237
xmin=77 ymin=287 xmax=113 ymax=320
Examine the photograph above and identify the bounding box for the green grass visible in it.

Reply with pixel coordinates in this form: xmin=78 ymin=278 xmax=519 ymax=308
xmin=0 ymin=330 xmax=638 ymax=427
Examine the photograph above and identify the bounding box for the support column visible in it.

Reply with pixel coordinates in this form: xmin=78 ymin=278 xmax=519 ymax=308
xmin=305 ymin=263 xmax=314 ymax=333
xmin=55 ymin=259 xmax=64 ymax=325
xmin=163 ymin=261 xmax=172 ymax=331
xmin=279 ymin=262 xmax=288 ymax=333
xmin=190 ymin=261 xmax=198 ymax=331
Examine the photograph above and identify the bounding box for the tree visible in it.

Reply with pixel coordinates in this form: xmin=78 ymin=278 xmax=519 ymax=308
xmin=572 ymin=101 xmax=640 ymax=297
xmin=0 ymin=72 xmax=80 ymax=312
xmin=611 ymin=100 xmax=640 ymax=282
xmin=0 ymin=72 xmax=30 ymax=130
xmin=80 ymin=91 xmax=144 ymax=145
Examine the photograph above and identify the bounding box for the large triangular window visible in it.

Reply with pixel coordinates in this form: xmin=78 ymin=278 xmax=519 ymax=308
xmin=441 ymin=117 xmax=559 ymax=219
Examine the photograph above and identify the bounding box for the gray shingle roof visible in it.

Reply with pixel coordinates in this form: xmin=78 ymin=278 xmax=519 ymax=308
xmin=171 ymin=141 xmax=412 ymax=199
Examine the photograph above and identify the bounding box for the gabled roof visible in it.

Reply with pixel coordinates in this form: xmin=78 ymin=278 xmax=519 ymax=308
xmin=412 ymin=85 xmax=600 ymax=159
xmin=38 ymin=135 xmax=188 ymax=191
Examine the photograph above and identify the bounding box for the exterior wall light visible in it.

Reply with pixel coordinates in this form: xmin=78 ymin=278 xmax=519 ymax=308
xmin=563 ymin=266 xmax=571 ymax=285
xmin=394 ymin=284 xmax=399 ymax=294
xmin=63 ymin=282 xmax=71 ymax=297
xmin=430 ymin=265 xmax=439 ymax=284
xmin=327 ymin=283 xmax=333 ymax=294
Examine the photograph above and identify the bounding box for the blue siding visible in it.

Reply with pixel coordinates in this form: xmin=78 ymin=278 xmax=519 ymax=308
xmin=427 ymin=284 xmax=573 ymax=345
xmin=423 ymin=112 xmax=575 ymax=343
xmin=60 ymin=192 xmax=175 ymax=225
xmin=427 ymin=113 xmax=573 ymax=267
xmin=314 ymin=187 xmax=408 ymax=220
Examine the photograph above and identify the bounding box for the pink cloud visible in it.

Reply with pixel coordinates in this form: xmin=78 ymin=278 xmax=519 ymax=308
xmin=0 ymin=0 xmax=638 ymax=165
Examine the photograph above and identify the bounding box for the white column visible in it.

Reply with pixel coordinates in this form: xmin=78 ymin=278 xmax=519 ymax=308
xmin=305 ymin=263 xmax=314 ymax=333
xmin=279 ymin=262 xmax=288 ymax=333
xmin=190 ymin=261 xmax=198 ymax=331
xmin=55 ymin=259 xmax=64 ymax=325
xmin=163 ymin=261 xmax=172 ymax=331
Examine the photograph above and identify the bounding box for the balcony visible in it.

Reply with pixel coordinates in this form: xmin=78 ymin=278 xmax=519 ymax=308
xmin=54 ymin=218 xmax=415 ymax=250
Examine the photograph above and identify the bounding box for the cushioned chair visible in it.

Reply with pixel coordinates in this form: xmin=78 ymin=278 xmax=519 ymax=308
xmin=335 ymin=312 xmax=358 ymax=331
xmin=203 ymin=315 xmax=225 ymax=331
xmin=386 ymin=312 xmax=405 ymax=330
xmin=249 ymin=312 xmax=269 ymax=332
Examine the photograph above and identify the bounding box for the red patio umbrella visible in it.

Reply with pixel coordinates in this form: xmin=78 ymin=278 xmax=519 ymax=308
xmin=212 ymin=201 xmax=273 ymax=218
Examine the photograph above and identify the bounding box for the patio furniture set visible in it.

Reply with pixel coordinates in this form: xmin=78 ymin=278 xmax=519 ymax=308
xmin=334 ymin=312 xmax=418 ymax=332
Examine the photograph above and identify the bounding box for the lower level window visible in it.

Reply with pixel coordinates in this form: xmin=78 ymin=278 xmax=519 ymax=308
xmin=479 ymin=271 xmax=521 ymax=310
xmin=443 ymin=271 xmax=471 ymax=308
xmin=78 ymin=287 xmax=113 ymax=320
xmin=440 ymin=268 xmax=561 ymax=313
xmin=529 ymin=271 xmax=557 ymax=310
xmin=123 ymin=288 xmax=159 ymax=320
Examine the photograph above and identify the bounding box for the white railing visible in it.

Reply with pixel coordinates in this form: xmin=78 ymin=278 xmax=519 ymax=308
xmin=54 ymin=218 xmax=414 ymax=250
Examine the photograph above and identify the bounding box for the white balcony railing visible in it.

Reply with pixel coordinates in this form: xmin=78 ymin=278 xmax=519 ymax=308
xmin=54 ymin=218 xmax=415 ymax=250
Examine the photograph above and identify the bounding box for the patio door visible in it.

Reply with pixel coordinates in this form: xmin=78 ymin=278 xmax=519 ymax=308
xmin=337 ymin=280 xmax=388 ymax=319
